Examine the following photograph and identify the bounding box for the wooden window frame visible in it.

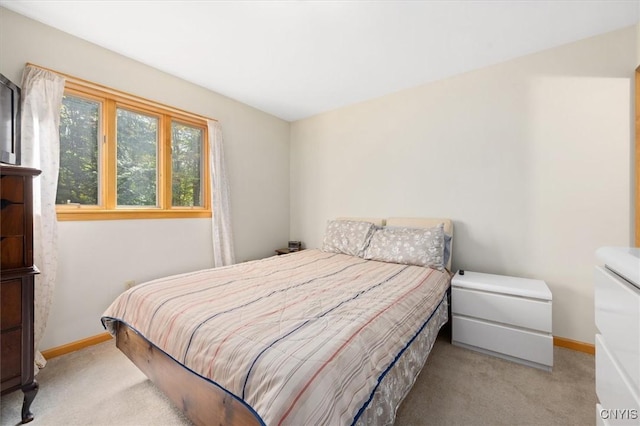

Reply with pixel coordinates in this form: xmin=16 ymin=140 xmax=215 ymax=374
xmin=56 ymin=78 xmax=212 ymax=221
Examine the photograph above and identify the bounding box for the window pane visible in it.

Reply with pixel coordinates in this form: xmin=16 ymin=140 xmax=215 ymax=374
xmin=116 ymin=108 xmax=158 ymax=207
xmin=57 ymin=95 xmax=100 ymax=205
xmin=171 ymin=122 xmax=203 ymax=207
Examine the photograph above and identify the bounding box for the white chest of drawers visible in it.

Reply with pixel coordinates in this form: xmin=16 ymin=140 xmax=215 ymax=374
xmin=595 ymin=247 xmax=640 ymax=425
xmin=451 ymin=270 xmax=553 ymax=371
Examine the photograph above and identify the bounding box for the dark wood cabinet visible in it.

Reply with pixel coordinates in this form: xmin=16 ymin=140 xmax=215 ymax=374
xmin=1 ymin=165 xmax=41 ymax=424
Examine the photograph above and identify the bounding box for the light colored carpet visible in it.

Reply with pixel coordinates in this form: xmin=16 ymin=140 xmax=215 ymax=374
xmin=396 ymin=334 xmax=595 ymax=425
xmin=0 ymin=334 xmax=595 ymax=426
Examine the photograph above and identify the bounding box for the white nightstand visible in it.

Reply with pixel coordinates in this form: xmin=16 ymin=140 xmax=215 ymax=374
xmin=451 ymin=270 xmax=553 ymax=371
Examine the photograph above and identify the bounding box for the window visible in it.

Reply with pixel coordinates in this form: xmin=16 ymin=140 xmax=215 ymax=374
xmin=56 ymin=80 xmax=211 ymax=220
xmin=57 ymin=94 xmax=101 ymax=206
xmin=116 ymin=107 xmax=159 ymax=207
xmin=171 ymin=121 xmax=204 ymax=207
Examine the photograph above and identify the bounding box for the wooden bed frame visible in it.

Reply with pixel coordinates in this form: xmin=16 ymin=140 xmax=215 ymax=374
xmin=115 ymin=322 xmax=262 ymax=426
xmin=113 ymin=217 xmax=453 ymax=425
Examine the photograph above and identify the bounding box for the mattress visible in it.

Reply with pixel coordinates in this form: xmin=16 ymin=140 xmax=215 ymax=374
xmin=102 ymin=249 xmax=450 ymax=425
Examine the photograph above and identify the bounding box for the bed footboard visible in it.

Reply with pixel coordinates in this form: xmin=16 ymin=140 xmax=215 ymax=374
xmin=115 ymin=322 xmax=263 ymax=426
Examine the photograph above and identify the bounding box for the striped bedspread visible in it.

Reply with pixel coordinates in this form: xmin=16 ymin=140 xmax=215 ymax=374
xmin=102 ymin=249 xmax=450 ymax=425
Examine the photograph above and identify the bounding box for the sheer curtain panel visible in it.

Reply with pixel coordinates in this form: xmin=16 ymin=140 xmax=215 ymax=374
xmin=20 ymin=65 xmax=65 ymax=371
xmin=208 ymin=120 xmax=235 ymax=267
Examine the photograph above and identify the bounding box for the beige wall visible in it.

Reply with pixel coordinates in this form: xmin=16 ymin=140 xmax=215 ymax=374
xmin=0 ymin=8 xmax=290 ymax=349
xmin=1 ymin=6 xmax=634 ymax=349
xmin=290 ymin=27 xmax=636 ymax=344
xmin=637 ymin=21 xmax=640 ymax=66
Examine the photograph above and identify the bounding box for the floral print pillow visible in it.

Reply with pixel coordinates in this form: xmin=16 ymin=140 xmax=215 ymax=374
xmin=321 ymin=220 xmax=376 ymax=257
xmin=363 ymin=224 xmax=445 ymax=270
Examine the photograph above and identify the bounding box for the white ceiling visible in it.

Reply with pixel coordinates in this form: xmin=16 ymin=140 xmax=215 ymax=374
xmin=2 ymin=1 xmax=638 ymax=121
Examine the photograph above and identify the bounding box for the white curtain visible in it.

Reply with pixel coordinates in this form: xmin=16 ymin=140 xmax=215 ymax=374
xmin=208 ymin=120 xmax=235 ymax=267
xmin=20 ymin=65 xmax=65 ymax=371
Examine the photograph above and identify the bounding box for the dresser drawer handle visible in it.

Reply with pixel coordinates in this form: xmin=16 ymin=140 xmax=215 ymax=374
xmin=0 ymin=199 xmax=17 ymax=209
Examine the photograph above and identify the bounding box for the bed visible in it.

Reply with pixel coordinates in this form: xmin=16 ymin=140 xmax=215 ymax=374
xmin=101 ymin=217 xmax=453 ymax=425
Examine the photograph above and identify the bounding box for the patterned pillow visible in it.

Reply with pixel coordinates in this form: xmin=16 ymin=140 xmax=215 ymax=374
xmin=321 ymin=220 xmax=376 ymax=257
xmin=363 ymin=224 xmax=445 ymax=270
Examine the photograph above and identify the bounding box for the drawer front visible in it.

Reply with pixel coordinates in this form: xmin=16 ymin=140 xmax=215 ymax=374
xmin=0 ymin=328 xmax=22 ymax=383
xmin=0 ymin=236 xmax=25 ymax=270
xmin=452 ymin=287 xmax=552 ymax=332
xmin=0 ymin=279 xmax=22 ymax=329
xmin=0 ymin=203 xmax=25 ymax=237
xmin=452 ymin=315 xmax=553 ymax=367
xmin=595 ymin=266 xmax=640 ymax=393
xmin=595 ymin=335 xmax=640 ymax=425
xmin=0 ymin=175 xmax=24 ymax=203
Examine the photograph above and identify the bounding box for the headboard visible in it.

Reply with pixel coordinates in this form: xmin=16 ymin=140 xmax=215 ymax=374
xmin=334 ymin=216 xmax=453 ymax=271
xmin=386 ymin=217 xmax=453 ymax=236
xmin=336 ymin=217 xmax=385 ymax=227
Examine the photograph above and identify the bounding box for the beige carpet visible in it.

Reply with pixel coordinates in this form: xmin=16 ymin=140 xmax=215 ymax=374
xmin=0 ymin=333 xmax=595 ymax=426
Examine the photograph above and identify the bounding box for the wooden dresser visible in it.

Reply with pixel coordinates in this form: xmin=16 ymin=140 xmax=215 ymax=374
xmin=1 ymin=165 xmax=41 ymax=424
